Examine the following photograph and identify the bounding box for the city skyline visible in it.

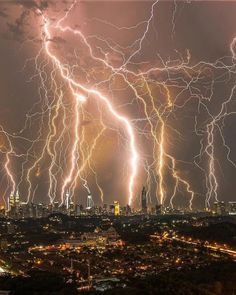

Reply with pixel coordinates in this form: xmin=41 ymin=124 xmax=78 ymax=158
xmin=0 ymin=1 xmax=236 ymax=210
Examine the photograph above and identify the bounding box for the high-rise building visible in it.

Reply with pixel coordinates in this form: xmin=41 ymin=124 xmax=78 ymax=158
xmin=114 ymin=201 xmax=120 ymax=216
xmin=141 ymin=186 xmax=147 ymax=214
xmin=69 ymin=202 xmax=75 ymax=216
xmin=9 ymin=190 xmax=20 ymax=211
xmin=9 ymin=191 xmax=15 ymax=209
xmin=65 ymin=190 xmax=71 ymax=209
xmin=229 ymin=202 xmax=236 ymax=215
xmin=87 ymin=194 xmax=94 ymax=209
xmin=15 ymin=190 xmax=20 ymax=206
xmin=213 ymin=201 xmax=226 ymax=215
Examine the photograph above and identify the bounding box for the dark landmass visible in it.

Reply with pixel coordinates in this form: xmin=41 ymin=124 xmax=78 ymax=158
xmin=179 ymin=222 xmax=236 ymax=248
xmin=86 ymin=261 xmax=236 ymax=295
xmin=0 ymin=261 xmax=235 ymax=295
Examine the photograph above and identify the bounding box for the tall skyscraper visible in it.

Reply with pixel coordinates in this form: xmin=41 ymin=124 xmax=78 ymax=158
xmin=9 ymin=191 xmax=15 ymax=209
xmin=15 ymin=190 xmax=20 ymax=206
xmin=65 ymin=190 xmax=71 ymax=209
xmin=9 ymin=190 xmax=20 ymax=210
xmin=69 ymin=202 xmax=75 ymax=216
xmin=114 ymin=201 xmax=120 ymax=216
xmin=141 ymin=186 xmax=147 ymax=214
xmin=87 ymin=194 xmax=94 ymax=209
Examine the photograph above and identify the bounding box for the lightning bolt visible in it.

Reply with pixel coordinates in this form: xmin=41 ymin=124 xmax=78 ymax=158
xmin=1 ymin=1 xmax=236 ymax=212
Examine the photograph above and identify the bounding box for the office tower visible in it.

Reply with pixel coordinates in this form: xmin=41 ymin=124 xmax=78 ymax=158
xmin=114 ymin=201 xmax=120 ymax=216
xmin=15 ymin=190 xmax=20 ymax=206
xmin=213 ymin=201 xmax=226 ymax=215
xmin=141 ymin=186 xmax=147 ymax=214
xmin=69 ymin=202 xmax=75 ymax=216
xmin=229 ymin=202 xmax=236 ymax=215
xmin=87 ymin=194 xmax=94 ymax=209
xmin=9 ymin=190 xmax=20 ymax=214
xmin=9 ymin=191 xmax=15 ymax=209
xmin=65 ymin=190 xmax=70 ymax=209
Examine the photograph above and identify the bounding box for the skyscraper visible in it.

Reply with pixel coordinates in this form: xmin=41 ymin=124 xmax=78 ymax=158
xmin=15 ymin=190 xmax=20 ymax=206
xmin=9 ymin=190 xmax=20 ymax=210
xmin=9 ymin=191 xmax=15 ymax=209
xmin=114 ymin=201 xmax=120 ymax=216
xmin=69 ymin=201 xmax=75 ymax=216
xmin=141 ymin=186 xmax=147 ymax=214
xmin=87 ymin=194 xmax=94 ymax=209
xmin=65 ymin=190 xmax=70 ymax=209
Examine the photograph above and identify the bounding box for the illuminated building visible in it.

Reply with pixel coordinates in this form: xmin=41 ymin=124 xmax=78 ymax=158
xmin=9 ymin=190 xmax=20 ymax=209
xmin=15 ymin=190 xmax=20 ymax=206
xmin=87 ymin=194 xmax=94 ymax=209
xmin=65 ymin=190 xmax=71 ymax=209
xmin=9 ymin=191 xmax=15 ymax=209
xmin=69 ymin=202 xmax=75 ymax=216
xmin=141 ymin=186 xmax=147 ymax=214
xmin=229 ymin=202 xmax=236 ymax=215
xmin=79 ymin=226 xmax=120 ymax=247
xmin=114 ymin=201 xmax=120 ymax=216
xmin=213 ymin=201 xmax=226 ymax=215
xmin=8 ymin=190 xmax=20 ymax=218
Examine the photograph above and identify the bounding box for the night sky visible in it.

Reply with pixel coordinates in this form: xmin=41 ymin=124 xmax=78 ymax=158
xmin=0 ymin=0 xmax=236 ymax=209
